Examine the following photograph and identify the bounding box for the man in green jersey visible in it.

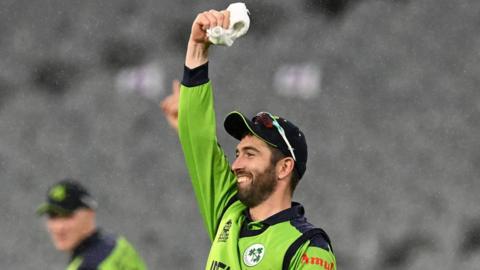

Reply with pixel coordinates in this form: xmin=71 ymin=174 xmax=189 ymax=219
xmin=162 ymin=7 xmax=336 ymax=270
xmin=37 ymin=179 xmax=147 ymax=270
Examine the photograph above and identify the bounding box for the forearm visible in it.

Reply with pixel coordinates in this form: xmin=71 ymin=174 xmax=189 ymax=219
xmin=185 ymin=40 xmax=209 ymax=69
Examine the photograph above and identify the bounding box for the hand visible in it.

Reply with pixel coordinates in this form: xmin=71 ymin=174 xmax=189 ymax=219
xmin=186 ymin=9 xmax=230 ymax=68
xmin=189 ymin=9 xmax=230 ymax=45
xmin=160 ymin=80 xmax=180 ymax=131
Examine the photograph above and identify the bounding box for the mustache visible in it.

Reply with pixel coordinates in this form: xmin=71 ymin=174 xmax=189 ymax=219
xmin=234 ymin=169 xmax=252 ymax=177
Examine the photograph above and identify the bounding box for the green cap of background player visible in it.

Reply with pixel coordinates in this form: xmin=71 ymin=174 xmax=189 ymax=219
xmin=37 ymin=179 xmax=97 ymax=216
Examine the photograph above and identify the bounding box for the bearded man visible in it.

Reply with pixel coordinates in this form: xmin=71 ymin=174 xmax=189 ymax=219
xmin=161 ymin=7 xmax=336 ymax=270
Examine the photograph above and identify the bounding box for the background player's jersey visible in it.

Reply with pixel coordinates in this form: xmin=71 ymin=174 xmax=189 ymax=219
xmin=66 ymin=230 xmax=147 ymax=270
xmin=178 ymin=63 xmax=336 ymax=269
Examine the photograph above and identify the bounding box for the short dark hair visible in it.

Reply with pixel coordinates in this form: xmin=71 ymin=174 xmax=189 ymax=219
xmin=268 ymin=145 xmax=301 ymax=195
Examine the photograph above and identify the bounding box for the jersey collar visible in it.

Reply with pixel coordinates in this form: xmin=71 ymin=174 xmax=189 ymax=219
xmin=244 ymin=202 xmax=305 ymax=226
xmin=240 ymin=202 xmax=305 ymax=237
xmin=70 ymin=229 xmax=101 ymax=261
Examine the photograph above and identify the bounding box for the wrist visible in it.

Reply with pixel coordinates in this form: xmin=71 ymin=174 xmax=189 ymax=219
xmin=185 ymin=41 xmax=209 ymax=69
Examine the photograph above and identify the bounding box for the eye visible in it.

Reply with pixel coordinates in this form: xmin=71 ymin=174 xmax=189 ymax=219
xmin=47 ymin=213 xmax=59 ymax=219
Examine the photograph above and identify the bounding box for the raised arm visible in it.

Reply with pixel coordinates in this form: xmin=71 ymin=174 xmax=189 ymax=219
xmin=176 ymin=9 xmax=237 ymax=241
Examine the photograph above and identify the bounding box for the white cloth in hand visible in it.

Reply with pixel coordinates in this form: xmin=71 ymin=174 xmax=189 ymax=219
xmin=207 ymin=2 xmax=250 ymax=46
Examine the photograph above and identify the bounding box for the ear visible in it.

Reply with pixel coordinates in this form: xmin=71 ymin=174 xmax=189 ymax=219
xmin=276 ymin=157 xmax=295 ymax=181
xmin=83 ymin=209 xmax=96 ymax=222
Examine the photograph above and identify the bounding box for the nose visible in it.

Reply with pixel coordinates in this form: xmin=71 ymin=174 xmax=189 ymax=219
xmin=47 ymin=217 xmax=66 ymax=233
xmin=231 ymin=155 xmax=244 ymax=172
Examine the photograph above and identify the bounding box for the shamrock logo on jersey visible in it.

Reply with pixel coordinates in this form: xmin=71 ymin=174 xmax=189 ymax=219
xmin=243 ymin=244 xmax=265 ymax=266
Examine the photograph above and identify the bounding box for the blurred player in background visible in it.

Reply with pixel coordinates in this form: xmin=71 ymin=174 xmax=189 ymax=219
xmin=37 ymin=179 xmax=147 ymax=270
xmin=161 ymin=6 xmax=336 ymax=270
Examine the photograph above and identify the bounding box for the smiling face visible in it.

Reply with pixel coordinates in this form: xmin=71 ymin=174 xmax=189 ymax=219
xmin=232 ymin=134 xmax=279 ymax=208
xmin=46 ymin=208 xmax=96 ymax=252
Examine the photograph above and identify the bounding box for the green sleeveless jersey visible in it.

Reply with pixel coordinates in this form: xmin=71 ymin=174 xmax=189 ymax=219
xmin=178 ymin=63 xmax=336 ymax=270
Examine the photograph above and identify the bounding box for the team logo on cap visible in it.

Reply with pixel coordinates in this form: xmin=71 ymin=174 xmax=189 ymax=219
xmin=243 ymin=243 xmax=265 ymax=266
xmin=49 ymin=185 xmax=66 ymax=201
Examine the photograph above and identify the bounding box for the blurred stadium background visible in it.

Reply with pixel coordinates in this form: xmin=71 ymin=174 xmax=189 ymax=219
xmin=1 ymin=0 xmax=479 ymax=269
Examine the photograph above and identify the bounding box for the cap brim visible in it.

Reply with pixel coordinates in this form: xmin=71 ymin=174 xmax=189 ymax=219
xmin=224 ymin=111 xmax=277 ymax=147
xmin=36 ymin=203 xmax=72 ymax=216
xmin=224 ymin=111 xmax=253 ymax=140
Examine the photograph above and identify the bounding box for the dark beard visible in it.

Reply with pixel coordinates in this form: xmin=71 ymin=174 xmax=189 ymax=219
xmin=237 ymin=165 xmax=277 ymax=208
